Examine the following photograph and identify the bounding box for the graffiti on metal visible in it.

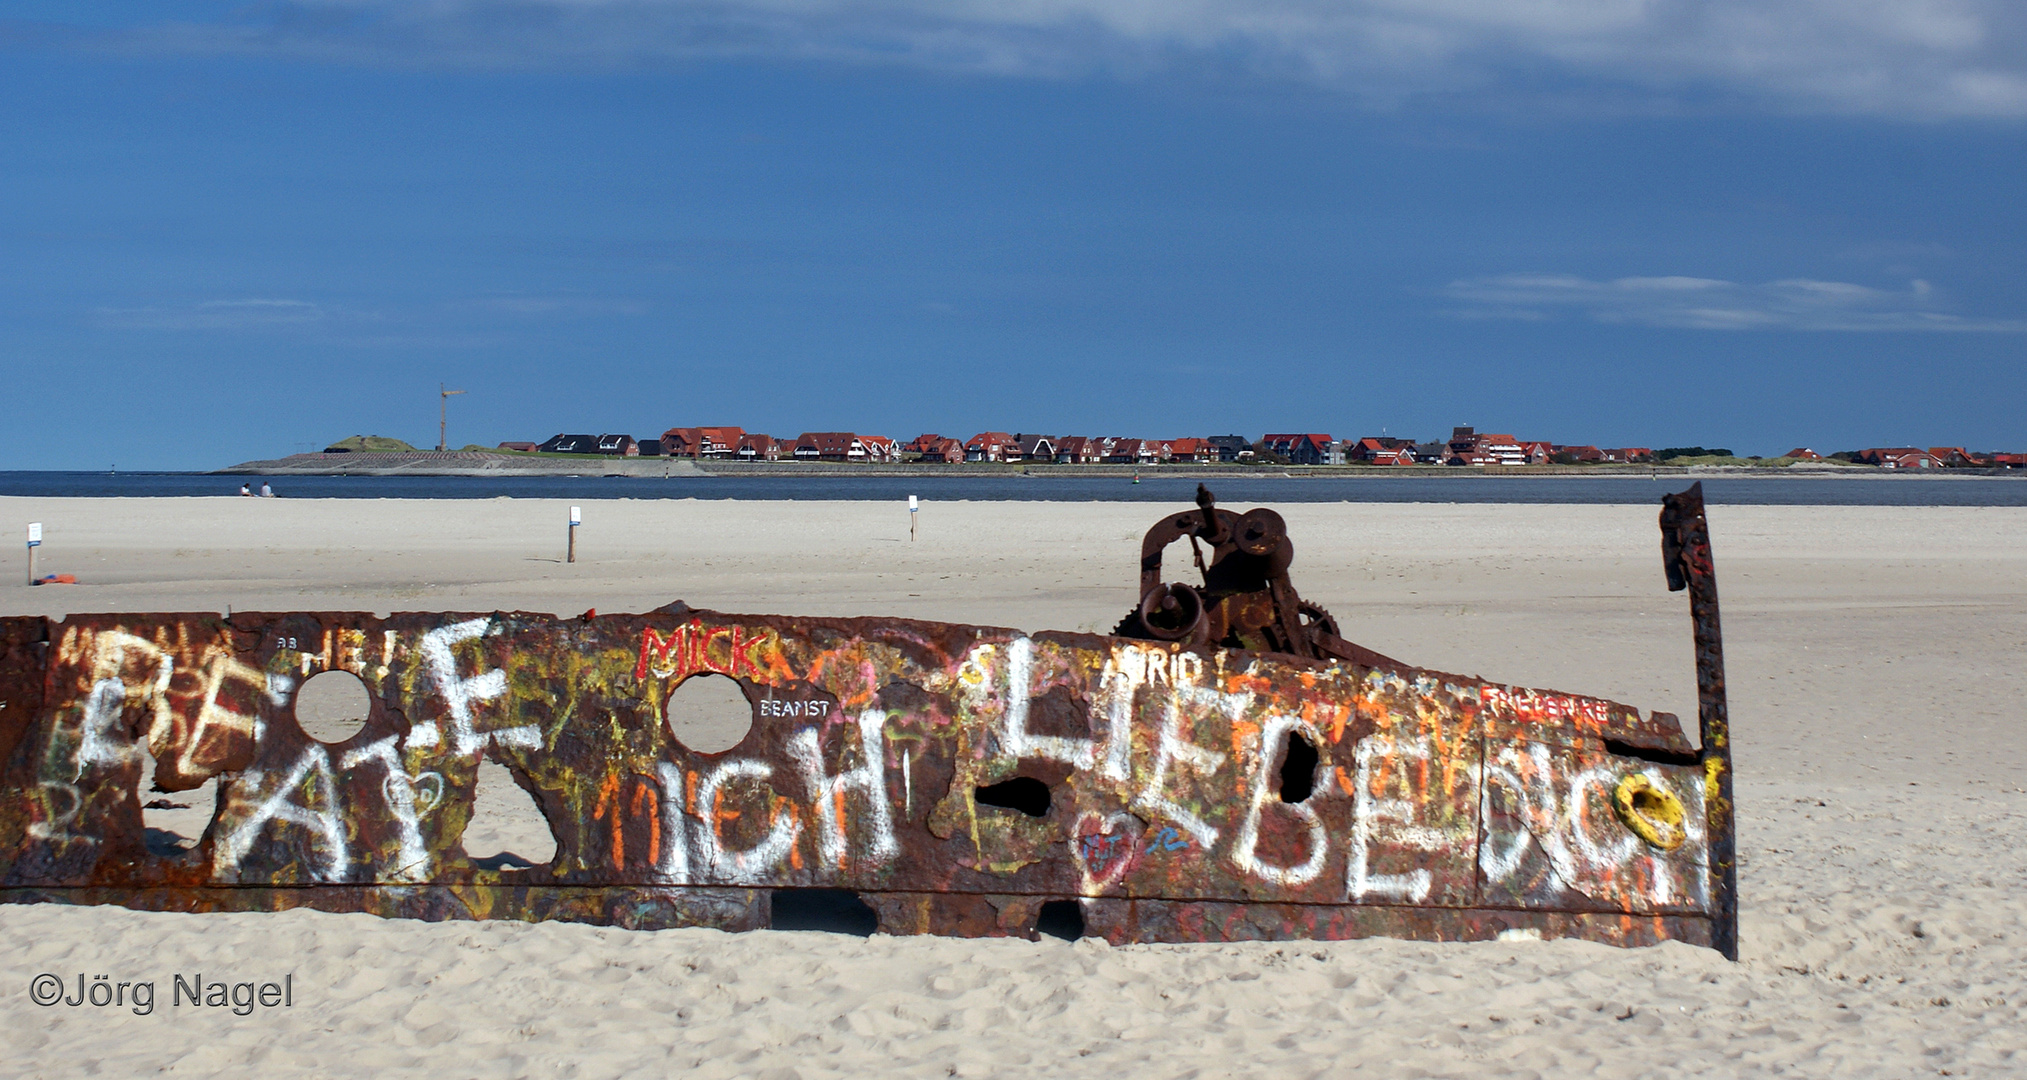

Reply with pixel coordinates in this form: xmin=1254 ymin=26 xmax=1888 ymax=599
xmin=0 ymin=486 xmax=1735 ymax=953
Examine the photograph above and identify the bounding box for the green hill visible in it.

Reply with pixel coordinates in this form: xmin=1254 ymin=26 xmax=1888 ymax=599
xmin=324 ymin=435 xmax=418 ymax=453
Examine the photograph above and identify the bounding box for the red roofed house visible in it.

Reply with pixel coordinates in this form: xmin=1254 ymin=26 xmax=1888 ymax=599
xmin=1445 ymin=427 xmax=1524 ymax=466
xmin=1349 ymin=437 xmax=1416 ymax=466
xmin=904 ymin=434 xmax=965 ymax=463
xmin=793 ymin=432 xmax=867 ymax=462
xmin=662 ymin=427 xmax=745 ymax=459
xmin=1785 ymin=447 xmax=1823 ymax=460
xmin=735 ymin=434 xmax=782 ymax=461
xmin=1930 ymin=447 xmax=1988 ymax=467
xmin=1855 ymin=447 xmax=1943 ymax=469
xmin=1052 ymin=436 xmax=1100 ymax=464
xmin=1100 ymin=439 xmax=1143 ymax=464
xmin=496 ymin=441 xmax=538 ymax=453
xmin=1167 ymin=438 xmax=1216 ymax=464
xmin=964 ymin=432 xmax=1020 ymax=463
xmin=859 ymin=434 xmax=899 ymax=463
xmin=1260 ymin=433 xmax=1334 ymax=466
xmin=1518 ymin=441 xmax=1554 ymax=465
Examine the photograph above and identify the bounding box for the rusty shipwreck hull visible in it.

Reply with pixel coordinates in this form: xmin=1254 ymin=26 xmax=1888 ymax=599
xmin=0 ymin=487 xmax=1736 ymax=954
xmin=0 ymin=608 xmax=1725 ymax=948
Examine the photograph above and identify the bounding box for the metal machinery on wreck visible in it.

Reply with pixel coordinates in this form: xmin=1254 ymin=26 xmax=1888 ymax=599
xmin=0 ymin=483 xmax=1737 ymax=957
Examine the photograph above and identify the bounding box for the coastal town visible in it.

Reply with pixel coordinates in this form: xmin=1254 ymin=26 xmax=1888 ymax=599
xmin=364 ymin=425 xmax=2025 ymax=470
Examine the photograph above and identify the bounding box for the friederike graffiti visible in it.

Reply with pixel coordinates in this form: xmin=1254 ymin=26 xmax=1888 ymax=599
xmin=0 ymin=606 xmax=1715 ymax=948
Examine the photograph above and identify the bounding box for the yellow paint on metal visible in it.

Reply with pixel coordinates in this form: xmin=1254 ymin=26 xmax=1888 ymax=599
xmin=1614 ymin=773 xmax=1687 ymax=851
xmin=1703 ymin=756 xmax=1725 ymax=804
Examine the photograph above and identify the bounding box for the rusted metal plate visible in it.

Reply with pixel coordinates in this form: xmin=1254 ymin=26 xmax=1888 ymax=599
xmin=0 ymin=488 xmax=1736 ymax=955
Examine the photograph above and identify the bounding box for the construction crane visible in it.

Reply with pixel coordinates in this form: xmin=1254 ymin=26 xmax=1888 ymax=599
xmin=438 ymin=383 xmax=466 ymax=451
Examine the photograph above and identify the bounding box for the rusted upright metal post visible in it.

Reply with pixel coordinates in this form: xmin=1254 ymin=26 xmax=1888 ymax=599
xmin=1660 ymin=481 xmax=1738 ymax=960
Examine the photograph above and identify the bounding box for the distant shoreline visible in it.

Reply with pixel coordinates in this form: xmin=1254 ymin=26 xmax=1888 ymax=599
xmin=209 ymin=451 xmax=2018 ymax=480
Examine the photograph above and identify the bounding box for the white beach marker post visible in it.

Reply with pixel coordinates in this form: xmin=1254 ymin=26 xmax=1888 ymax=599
xmin=567 ymin=505 xmax=581 ymax=564
xmin=25 ymin=522 xmax=40 ymax=585
xmin=909 ymin=495 xmax=918 ymax=542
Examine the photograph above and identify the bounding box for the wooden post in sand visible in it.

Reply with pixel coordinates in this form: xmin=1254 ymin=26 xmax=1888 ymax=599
xmin=567 ymin=506 xmax=580 ymax=564
xmin=909 ymin=495 xmax=918 ymax=542
xmin=25 ymin=522 xmax=40 ymax=585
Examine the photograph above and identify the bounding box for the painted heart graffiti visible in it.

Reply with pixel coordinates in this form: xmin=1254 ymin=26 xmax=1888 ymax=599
xmin=1072 ymin=811 xmax=1144 ymax=891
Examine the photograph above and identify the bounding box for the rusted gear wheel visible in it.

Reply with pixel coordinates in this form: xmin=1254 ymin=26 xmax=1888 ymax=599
xmin=1296 ymin=600 xmax=1340 ymax=640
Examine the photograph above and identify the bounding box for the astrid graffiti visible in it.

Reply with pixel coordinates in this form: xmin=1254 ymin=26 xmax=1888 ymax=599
xmin=0 ymin=485 xmax=1737 ymax=954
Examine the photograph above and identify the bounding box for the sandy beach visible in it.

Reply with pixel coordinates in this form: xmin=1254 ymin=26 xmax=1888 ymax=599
xmin=3 ymin=495 xmax=2024 ymax=1078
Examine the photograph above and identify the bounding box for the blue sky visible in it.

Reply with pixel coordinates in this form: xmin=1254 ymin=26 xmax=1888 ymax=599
xmin=2 ymin=1 xmax=2023 ymax=468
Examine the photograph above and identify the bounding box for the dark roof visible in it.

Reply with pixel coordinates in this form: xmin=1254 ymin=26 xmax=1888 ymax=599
xmin=539 ymin=434 xmax=600 ymax=454
xmin=794 ymin=432 xmax=862 ymax=452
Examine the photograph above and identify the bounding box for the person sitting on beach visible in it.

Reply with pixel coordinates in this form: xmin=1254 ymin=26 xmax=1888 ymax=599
xmin=239 ymin=484 xmax=252 ymax=496
xmin=259 ymin=483 xmax=275 ymax=498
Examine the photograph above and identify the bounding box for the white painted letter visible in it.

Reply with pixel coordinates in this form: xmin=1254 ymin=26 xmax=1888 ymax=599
xmin=339 ymin=737 xmax=432 ymax=882
xmin=1001 ymin=637 xmax=1094 ymax=769
xmin=214 ymin=746 xmax=350 ymax=882
xmin=655 ymin=762 xmax=689 ymax=883
xmin=694 ymin=758 xmax=801 ymax=884
xmin=411 ymin=619 xmax=535 ymax=756
xmin=1132 ymin=688 xmax=1234 ymax=848
xmin=789 ymin=709 xmax=898 ymax=870
xmin=1347 ymin=734 xmax=1447 ymax=903
xmin=1231 ymin=714 xmax=1328 ymax=886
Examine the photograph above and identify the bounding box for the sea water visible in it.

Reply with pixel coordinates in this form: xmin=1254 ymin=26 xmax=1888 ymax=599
xmin=0 ymin=471 xmax=2020 ymax=506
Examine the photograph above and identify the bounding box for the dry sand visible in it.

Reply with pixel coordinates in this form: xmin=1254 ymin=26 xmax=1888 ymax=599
xmin=3 ymin=495 xmax=2024 ymax=1078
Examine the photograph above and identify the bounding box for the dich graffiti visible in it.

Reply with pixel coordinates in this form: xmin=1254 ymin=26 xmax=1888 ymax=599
xmin=0 ymin=484 xmax=1738 ymax=957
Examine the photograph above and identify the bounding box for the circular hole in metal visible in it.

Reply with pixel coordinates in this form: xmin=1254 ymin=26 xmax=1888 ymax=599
xmin=295 ymin=669 xmax=372 ymax=744
xmin=665 ymin=673 xmax=755 ymax=754
xmin=1612 ymin=773 xmax=1687 ymax=851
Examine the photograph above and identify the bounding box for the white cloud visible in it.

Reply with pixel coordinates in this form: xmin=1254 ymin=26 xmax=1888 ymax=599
xmin=1442 ymin=273 xmax=2027 ymax=330
xmin=95 ymin=298 xmax=328 ymax=330
xmin=92 ymin=294 xmax=657 ymax=332
xmin=82 ymin=0 xmax=2027 ymax=117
